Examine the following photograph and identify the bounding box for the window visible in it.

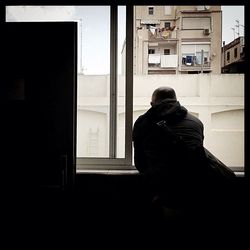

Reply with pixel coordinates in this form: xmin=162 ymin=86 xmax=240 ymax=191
xmin=148 ymin=49 xmax=155 ymax=54
xmin=76 ymin=5 xmax=133 ymax=169
xmin=134 ymin=3 xmax=244 ymax=170
xmin=5 ymin=5 xmax=244 ymax=173
xmin=164 ymin=49 xmax=170 ymax=55
xmin=227 ymin=51 xmax=230 ymax=61
xmin=165 ymin=22 xmax=171 ymax=29
xmin=234 ymin=47 xmax=238 ymax=58
xmin=148 ymin=7 xmax=154 ymax=15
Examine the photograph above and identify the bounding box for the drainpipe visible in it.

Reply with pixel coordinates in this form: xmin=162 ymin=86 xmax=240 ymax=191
xmin=201 ymin=49 xmax=204 ymax=73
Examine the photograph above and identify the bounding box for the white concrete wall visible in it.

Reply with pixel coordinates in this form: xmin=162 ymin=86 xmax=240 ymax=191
xmin=77 ymin=74 xmax=244 ymax=169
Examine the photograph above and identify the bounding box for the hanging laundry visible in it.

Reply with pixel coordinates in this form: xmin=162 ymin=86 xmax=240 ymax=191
xmin=186 ymin=55 xmax=193 ymax=66
xmin=150 ymin=26 xmax=156 ymax=35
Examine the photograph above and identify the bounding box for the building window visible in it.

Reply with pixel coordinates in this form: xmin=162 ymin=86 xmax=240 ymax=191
xmin=164 ymin=49 xmax=170 ymax=55
xmin=227 ymin=51 xmax=230 ymax=61
xmin=164 ymin=22 xmax=171 ymax=29
xmin=148 ymin=7 xmax=154 ymax=15
xmin=148 ymin=49 xmax=155 ymax=54
xmin=234 ymin=47 xmax=238 ymax=58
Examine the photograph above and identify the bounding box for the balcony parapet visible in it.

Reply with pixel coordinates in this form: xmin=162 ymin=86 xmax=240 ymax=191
xmin=180 ymin=65 xmax=211 ymax=71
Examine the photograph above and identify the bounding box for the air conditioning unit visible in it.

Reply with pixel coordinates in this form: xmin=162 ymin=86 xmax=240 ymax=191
xmin=203 ymin=29 xmax=211 ymax=35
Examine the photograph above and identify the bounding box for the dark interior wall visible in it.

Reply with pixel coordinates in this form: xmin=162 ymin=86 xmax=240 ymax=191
xmin=33 ymin=173 xmax=248 ymax=247
xmin=1 ymin=22 xmax=77 ymax=191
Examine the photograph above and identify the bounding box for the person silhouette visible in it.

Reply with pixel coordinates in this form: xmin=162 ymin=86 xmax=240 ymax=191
xmin=133 ymin=86 xmax=206 ymax=209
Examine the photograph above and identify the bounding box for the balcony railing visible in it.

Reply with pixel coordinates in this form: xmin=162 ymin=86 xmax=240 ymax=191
xmin=148 ymin=54 xmax=178 ymax=68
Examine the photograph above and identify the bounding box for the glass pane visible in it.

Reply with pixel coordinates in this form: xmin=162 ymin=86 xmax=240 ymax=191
xmin=196 ymin=51 xmax=209 ymax=65
xmin=6 ymin=6 xmax=111 ymax=158
xmin=133 ymin=5 xmax=244 ymax=169
xmin=76 ymin=6 xmax=110 ymax=158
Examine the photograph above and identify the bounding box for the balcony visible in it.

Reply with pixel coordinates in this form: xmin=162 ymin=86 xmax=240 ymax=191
xmin=181 ymin=55 xmax=211 ymax=71
xmin=148 ymin=54 xmax=178 ymax=73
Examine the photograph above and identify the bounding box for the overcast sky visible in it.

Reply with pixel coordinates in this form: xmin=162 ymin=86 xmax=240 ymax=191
xmin=221 ymin=5 xmax=245 ymax=44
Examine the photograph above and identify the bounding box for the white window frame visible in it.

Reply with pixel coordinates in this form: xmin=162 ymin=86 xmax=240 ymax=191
xmin=76 ymin=5 xmax=134 ymax=170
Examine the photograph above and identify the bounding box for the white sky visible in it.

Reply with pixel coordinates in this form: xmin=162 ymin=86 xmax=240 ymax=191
xmin=6 ymin=5 xmax=244 ymax=74
xmin=221 ymin=6 xmax=245 ymax=45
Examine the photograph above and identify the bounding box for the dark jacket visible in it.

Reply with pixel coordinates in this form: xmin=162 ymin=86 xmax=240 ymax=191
xmin=133 ymin=99 xmax=205 ymax=206
xmin=133 ymin=99 xmax=204 ymax=172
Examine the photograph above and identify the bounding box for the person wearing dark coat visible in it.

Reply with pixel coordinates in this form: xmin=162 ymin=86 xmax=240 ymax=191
xmin=132 ymin=86 xmax=238 ymax=244
xmin=132 ymin=86 xmax=207 ymax=208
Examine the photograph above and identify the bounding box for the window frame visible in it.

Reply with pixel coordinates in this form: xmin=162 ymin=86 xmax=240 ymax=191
xmin=148 ymin=6 xmax=154 ymax=15
xmin=76 ymin=5 xmax=134 ymax=170
xmin=234 ymin=47 xmax=238 ymax=58
xmin=3 ymin=4 xmax=134 ymax=170
xmin=164 ymin=21 xmax=171 ymax=29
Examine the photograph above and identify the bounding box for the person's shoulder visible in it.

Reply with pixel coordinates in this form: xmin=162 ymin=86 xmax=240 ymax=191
xmin=186 ymin=112 xmax=204 ymax=126
xmin=133 ymin=110 xmax=153 ymax=134
xmin=134 ymin=108 xmax=153 ymax=123
xmin=134 ymin=113 xmax=147 ymax=126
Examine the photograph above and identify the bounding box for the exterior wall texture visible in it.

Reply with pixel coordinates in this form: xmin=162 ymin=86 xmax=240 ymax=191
xmin=77 ymin=74 xmax=244 ymax=169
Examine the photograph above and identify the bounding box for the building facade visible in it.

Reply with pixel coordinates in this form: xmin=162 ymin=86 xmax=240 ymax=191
xmin=130 ymin=5 xmax=222 ymax=75
xmin=221 ymin=36 xmax=245 ymax=73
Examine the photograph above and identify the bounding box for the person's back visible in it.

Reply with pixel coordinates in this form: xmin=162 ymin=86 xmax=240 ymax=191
xmin=133 ymin=87 xmax=206 ymax=208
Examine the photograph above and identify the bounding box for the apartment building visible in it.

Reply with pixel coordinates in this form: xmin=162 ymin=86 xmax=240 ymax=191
xmin=221 ymin=36 xmax=245 ymax=73
xmin=132 ymin=5 xmax=222 ymax=75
